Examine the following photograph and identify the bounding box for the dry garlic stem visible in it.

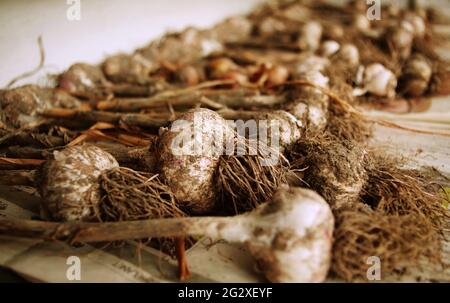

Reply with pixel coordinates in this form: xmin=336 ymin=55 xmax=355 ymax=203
xmin=38 ymin=145 xmax=118 ymax=221
xmin=298 ymin=21 xmax=323 ymax=51
xmin=399 ymin=54 xmax=432 ymax=97
xmin=0 ymin=85 xmax=81 ymax=129
xmin=158 ymin=108 xmax=231 ymax=214
xmin=355 ymin=63 xmax=397 ymax=98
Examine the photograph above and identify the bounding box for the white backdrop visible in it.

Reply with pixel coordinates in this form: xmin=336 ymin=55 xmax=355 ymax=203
xmin=0 ymin=0 xmax=263 ymax=87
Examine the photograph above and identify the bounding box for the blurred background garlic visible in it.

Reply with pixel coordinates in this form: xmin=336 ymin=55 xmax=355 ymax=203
xmin=354 ymin=63 xmax=397 ymax=98
xmin=334 ymin=43 xmax=360 ymax=67
xmin=298 ymin=21 xmax=322 ymax=51
xmin=399 ymin=54 xmax=433 ymax=97
xmin=318 ymin=40 xmax=340 ymax=57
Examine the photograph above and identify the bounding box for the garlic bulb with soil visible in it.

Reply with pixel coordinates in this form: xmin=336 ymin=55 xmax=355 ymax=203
xmin=292 ymin=136 xmax=367 ymax=207
xmin=102 ymin=53 xmax=157 ymax=84
xmin=158 ymin=108 xmax=231 ymax=214
xmin=257 ymin=110 xmax=302 ymax=151
xmin=37 ymin=145 xmax=119 ymax=221
xmin=285 ymin=71 xmax=330 ymax=132
xmin=0 ymin=85 xmax=81 ymax=129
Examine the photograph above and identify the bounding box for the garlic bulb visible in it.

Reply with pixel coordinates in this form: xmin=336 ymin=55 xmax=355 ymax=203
xmin=242 ymin=186 xmax=334 ymax=282
xmin=58 ymin=63 xmax=112 ymax=99
xmin=354 ymin=13 xmax=371 ymax=32
xmin=297 ymin=138 xmax=367 ymax=207
xmin=319 ymin=40 xmax=340 ymax=57
xmin=259 ymin=17 xmax=287 ymax=36
xmin=286 ymin=71 xmax=329 ymax=131
xmin=298 ymin=21 xmax=323 ymax=51
xmin=295 ymin=54 xmax=330 ymax=74
xmin=336 ymin=44 xmax=360 ymax=67
xmin=102 ymin=53 xmax=157 ymax=84
xmin=259 ymin=110 xmax=302 ymax=150
xmin=158 ymin=108 xmax=231 ymax=214
xmin=212 ymin=16 xmax=253 ymax=42
xmin=400 ymin=54 xmax=433 ymax=97
xmin=405 ymin=14 xmax=426 ymax=38
xmin=38 ymin=145 xmax=119 ymax=221
xmin=358 ymin=63 xmax=397 ymax=98
xmin=0 ymin=85 xmax=81 ymax=129
xmin=384 ymin=21 xmax=415 ymax=60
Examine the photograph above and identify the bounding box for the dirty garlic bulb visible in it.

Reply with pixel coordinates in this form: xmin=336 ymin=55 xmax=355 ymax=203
xmin=399 ymin=54 xmax=433 ymax=97
xmin=323 ymin=23 xmax=344 ymax=40
xmin=258 ymin=110 xmax=302 ymax=151
xmin=58 ymin=63 xmax=112 ymax=99
xmin=102 ymin=53 xmax=157 ymax=85
xmin=38 ymin=145 xmax=119 ymax=221
xmin=298 ymin=21 xmax=323 ymax=51
xmin=295 ymin=137 xmax=367 ymax=207
xmin=286 ymin=70 xmax=329 ymax=132
xmin=158 ymin=108 xmax=231 ymax=214
xmin=356 ymin=63 xmax=397 ymax=98
xmin=0 ymin=85 xmax=81 ymax=129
